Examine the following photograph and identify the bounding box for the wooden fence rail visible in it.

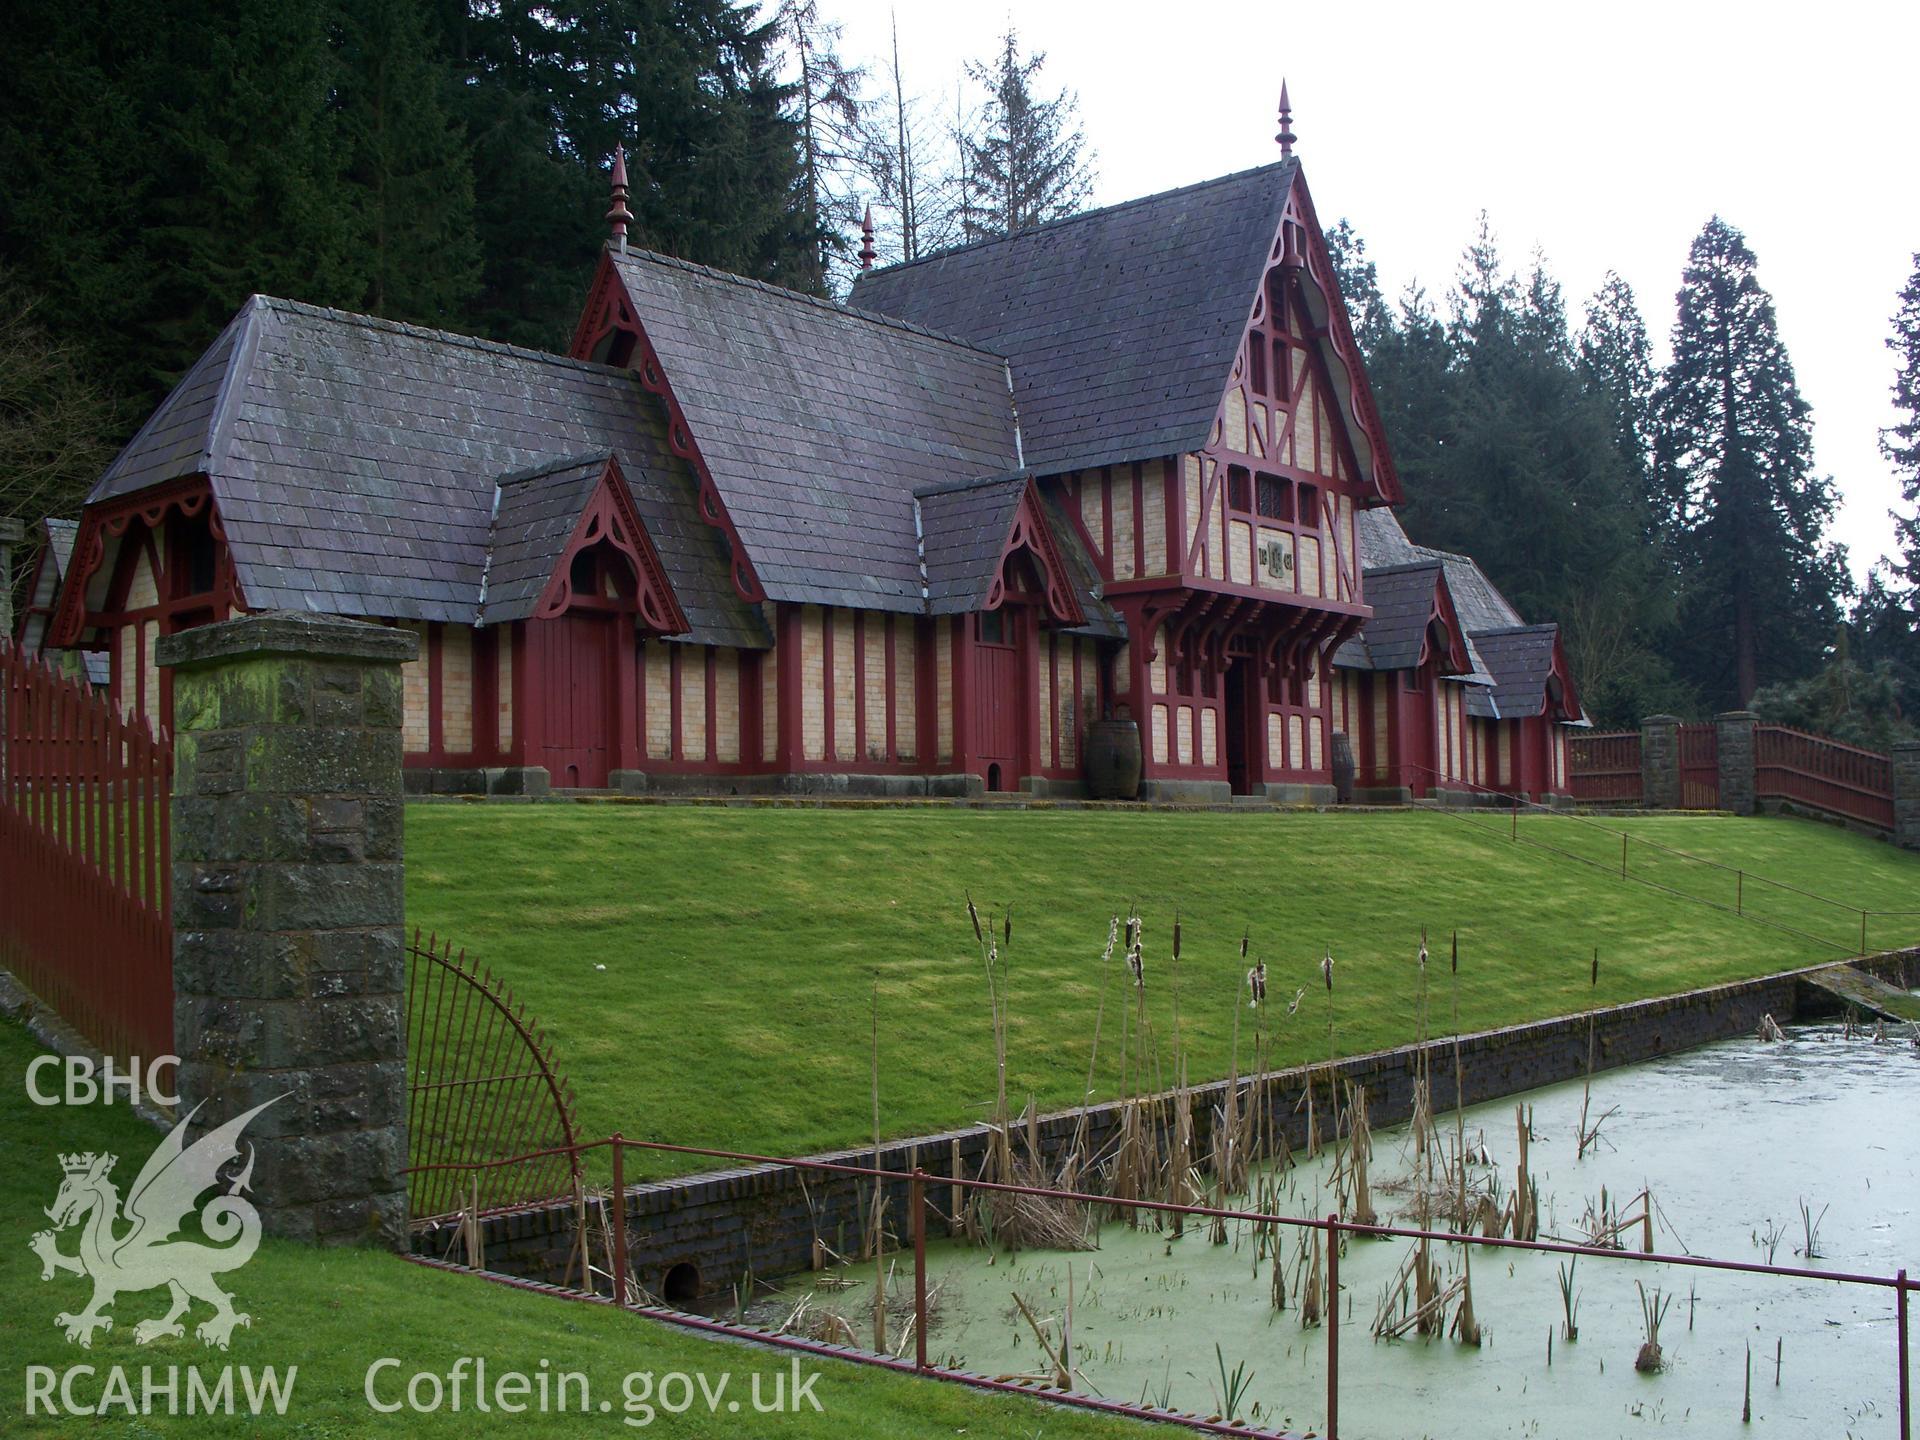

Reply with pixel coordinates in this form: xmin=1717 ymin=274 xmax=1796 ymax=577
xmin=0 ymin=642 xmax=172 ymax=1061
xmin=1571 ymin=721 xmax=1900 ymax=834
xmin=1754 ymin=725 xmax=1895 ymax=831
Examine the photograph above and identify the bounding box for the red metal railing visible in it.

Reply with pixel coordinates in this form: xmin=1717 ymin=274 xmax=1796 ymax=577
xmin=404 ymin=930 xmax=583 ymax=1221
xmin=1755 ymin=724 xmax=1896 ymax=830
xmin=1567 ymin=729 xmax=1641 ymax=801
xmin=0 ymin=641 xmax=171 ymax=1061
xmin=406 ymin=1133 xmax=1917 ymax=1440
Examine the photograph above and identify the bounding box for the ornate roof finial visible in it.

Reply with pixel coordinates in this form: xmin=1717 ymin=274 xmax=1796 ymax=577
xmin=607 ymin=145 xmax=633 ymax=254
xmin=859 ymin=205 xmax=876 ymax=270
xmin=1275 ymin=80 xmax=1296 ymax=159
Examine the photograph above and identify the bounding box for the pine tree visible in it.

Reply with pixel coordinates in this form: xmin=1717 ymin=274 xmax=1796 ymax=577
xmin=334 ymin=0 xmax=482 ymax=325
xmin=861 ymin=13 xmax=966 ymax=269
xmin=134 ymin=0 xmax=365 ymax=378
xmin=1325 ymin=220 xmax=1393 ymax=356
xmin=1655 ymin=217 xmax=1846 ymax=706
xmin=1382 ymin=224 xmax=1686 ymax=724
xmin=958 ymin=29 xmax=1095 ymax=240
xmin=776 ymin=0 xmax=875 ymax=292
xmin=1579 ymin=272 xmax=1657 ymax=504
xmin=1882 ymin=253 xmax=1920 ymax=590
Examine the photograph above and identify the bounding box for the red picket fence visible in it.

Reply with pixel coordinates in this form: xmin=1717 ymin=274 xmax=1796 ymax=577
xmin=1755 ymin=724 xmax=1896 ymax=831
xmin=1565 ymin=728 xmax=1640 ymax=800
xmin=0 ymin=642 xmax=172 ymax=1062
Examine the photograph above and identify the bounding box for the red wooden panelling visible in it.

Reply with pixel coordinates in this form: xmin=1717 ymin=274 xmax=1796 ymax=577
xmin=540 ymin=614 xmax=614 ymax=788
xmin=973 ymin=616 xmax=1022 ymax=790
xmin=1678 ymin=723 xmax=1719 ymax=809
xmin=1568 ymin=730 xmax=1642 ymax=802
xmin=0 ymin=643 xmax=172 ymax=1063
xmin=1754 ymin=725 xmax=1895 ymax=830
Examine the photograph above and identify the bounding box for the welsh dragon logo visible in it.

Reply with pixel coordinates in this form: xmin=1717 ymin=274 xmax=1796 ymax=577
xmin=30 ymin=1096 xmax=283 ymax=1349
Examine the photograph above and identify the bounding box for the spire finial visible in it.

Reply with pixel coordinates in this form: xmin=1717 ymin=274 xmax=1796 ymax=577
xmin=607 ymin=145 xmax=633 ymax=254
xmin=1275 ymin=81 xmax=1296 ymax=159
xmin=858 ymin=205 xmax=876 ymax=270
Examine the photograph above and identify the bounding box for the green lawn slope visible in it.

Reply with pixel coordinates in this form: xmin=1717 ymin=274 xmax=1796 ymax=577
xmin=404 ymin=806 xmax=1920 ymax=1174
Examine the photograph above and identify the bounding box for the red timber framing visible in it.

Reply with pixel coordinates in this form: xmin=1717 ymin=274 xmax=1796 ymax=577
xmin=1045 ymin=172 xmax=1395 ymax=795
xmin=1334 ymin=580 xmax=1477 ymax=799
xmin=47 ymin=476 xmax=241 ymax=730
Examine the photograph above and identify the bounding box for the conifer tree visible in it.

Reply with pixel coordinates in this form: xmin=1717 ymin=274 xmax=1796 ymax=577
xmin=1325 ymin=220 xmax=1393 ymax=356
xmin=1655 ymin=217 xmax=1846 ymax=706
xmin=334 ymin=0 xmax=482 ymax=325
xmin=958 ymin=30 xmax=1095 ymax=240
xmin=777 ymin=0 xmax=875 ymax=291
xmin=1882 ymin=253 xmax=1920 ymax=590
xmin=134 ymin=0 xmax=364 ymax=374
xmin=1579 ymin=272 xmax=1658 ymax=504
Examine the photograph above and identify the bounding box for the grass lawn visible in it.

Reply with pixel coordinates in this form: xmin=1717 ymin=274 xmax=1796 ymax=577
xmin=403 ymin=806 xmax=1920 ymax=1178
xmin=0 ymin=1019 xmax=1150 ymax=1437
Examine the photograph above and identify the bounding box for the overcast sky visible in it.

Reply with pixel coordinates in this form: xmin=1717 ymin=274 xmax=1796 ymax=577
xmin=819 ymin=0 xmax=1919 ymax=582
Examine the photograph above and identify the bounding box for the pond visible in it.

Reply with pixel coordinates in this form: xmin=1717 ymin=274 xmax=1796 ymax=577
xmin=760 ymin=1013 xmax=1920 ymax=1438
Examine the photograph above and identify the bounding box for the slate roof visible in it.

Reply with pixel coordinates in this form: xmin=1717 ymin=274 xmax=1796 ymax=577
xmin=849 ymin=162 xmax=1297 ymax=478
xmin=1467 ymin=625 xmax=1566 ymax=720
xmin=481 ymin=455 xmax=623 ymax=624
xmin=1348 ymin=508 xmax=1586 ymax=721
xmin=87 ymin=297 xmax=762 ymax=648
xmin=915 ymin=476 xmax=1028 ymax=615
xmin=608 ymin=248 xmax=1019 ymax=613
xmin=1333 ymin=561 xmax=1446 ymax=672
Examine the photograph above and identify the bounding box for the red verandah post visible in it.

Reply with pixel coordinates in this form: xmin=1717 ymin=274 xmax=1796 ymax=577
xmin=1325 ymin=1213 xmax=1339 ymax=1440
xmin=610 ymin=1134 xmax=628 ymax=1308
xmin=911 ymin=1169 xmax=929 ymax=1372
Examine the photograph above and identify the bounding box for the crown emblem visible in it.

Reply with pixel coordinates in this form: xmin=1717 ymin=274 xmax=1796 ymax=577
xmin=59 ymin=1152 xmax=106 ymax=1175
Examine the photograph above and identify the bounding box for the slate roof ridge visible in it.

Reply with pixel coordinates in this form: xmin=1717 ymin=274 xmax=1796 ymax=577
xmin=912 ymin=470 xmax=1030 ymax=500
xmin=1362 ymin=559 xmax=1445 ymax=579
xmin=610 ymin=245 xmax=1006 ymax=359
xmin=863 ymin=158 xmax=1296 ymax=281
xmin=94 ymin=300 xmax=263 ymax=498
xmin=1472 ymin=622 xmax=1559 ymax=638
xmin=494 ymin=452 xmax=617 ymax=488
xmin=253 ymin=295 xmax=639 ymax=380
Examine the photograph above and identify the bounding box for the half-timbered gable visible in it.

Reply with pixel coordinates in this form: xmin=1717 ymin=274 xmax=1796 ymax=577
xmin=852 ymin=159 xmax=1398 ymax=799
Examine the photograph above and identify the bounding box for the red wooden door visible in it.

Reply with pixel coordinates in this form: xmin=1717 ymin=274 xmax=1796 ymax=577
xmin=542 ymin=613 xmax=613 ymax=788
xmin=1223 ymin=658 xmax=1256 ymax=795
xmin=974 ymin=611 xmax=1022 ymax=791
xmin=1402 ymin=672 xmax=1435 ymax=797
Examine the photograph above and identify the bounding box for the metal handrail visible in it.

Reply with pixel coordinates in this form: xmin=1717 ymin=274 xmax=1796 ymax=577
xmin=405 ymin=1130 xmax=1917 ymax=1440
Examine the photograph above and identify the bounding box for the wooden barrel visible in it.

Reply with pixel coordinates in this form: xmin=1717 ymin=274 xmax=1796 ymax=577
xmin=1085 ymin=718 xmax=1142 ymax=800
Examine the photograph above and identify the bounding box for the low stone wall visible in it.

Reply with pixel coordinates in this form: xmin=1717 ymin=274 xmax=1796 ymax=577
xmin=418 ymin=951 xmax=1920 ymax=1298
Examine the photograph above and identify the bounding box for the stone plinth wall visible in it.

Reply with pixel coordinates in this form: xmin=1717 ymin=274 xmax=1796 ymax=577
xmin=424 ymin=950 xmax=1919 ymax=1298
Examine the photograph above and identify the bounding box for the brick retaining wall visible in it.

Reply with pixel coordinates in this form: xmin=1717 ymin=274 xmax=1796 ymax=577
xmin=418 ymin=951 xmax=1920 ymax=1299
